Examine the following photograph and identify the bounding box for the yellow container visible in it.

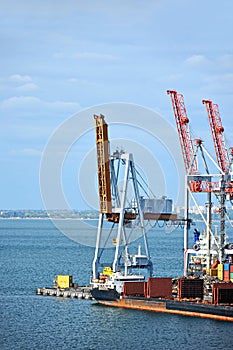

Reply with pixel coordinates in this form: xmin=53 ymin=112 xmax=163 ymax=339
xmin=56 ymin=275 xmax=72 ymax=289
xmin=217 ymin=264 xmax=224 ymax=280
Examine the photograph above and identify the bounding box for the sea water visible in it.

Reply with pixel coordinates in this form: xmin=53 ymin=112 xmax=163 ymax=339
xmin=0 ymin=219 xmax=232 ymax=350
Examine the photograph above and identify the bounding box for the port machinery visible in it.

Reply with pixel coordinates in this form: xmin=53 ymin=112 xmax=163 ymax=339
xmin=92 ymin=114 xmax=180 ymax=282
xmin=92 ymin=114 xmax=152 ymax=281
xmin=167 ymin=90 xmax=233 ymax=276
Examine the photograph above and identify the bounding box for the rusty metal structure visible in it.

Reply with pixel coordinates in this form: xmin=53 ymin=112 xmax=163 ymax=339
xmin=94 ymin=114 xmax=112 ymax=214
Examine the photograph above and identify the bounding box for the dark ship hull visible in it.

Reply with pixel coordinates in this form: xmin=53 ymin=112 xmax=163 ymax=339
xmin=91 ymin=287 xmax=120 ymax=302
xmin=95 ymin=296 xmax=233 ymax=322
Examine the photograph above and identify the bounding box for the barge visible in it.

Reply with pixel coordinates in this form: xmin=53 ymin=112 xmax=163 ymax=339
xmin=98 ymin=298 xmax=233 ymax=322
xmin=91 ymin=275 xmax=233 ymax=322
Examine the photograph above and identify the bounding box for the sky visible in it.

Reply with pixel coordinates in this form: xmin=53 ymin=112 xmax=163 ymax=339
xmin=1 ymin=0 xmax=233 ymax=210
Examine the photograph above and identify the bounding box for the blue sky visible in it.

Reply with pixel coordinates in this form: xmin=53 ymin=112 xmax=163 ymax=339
xmin=1 ymin=0 xmax=233 ymax=209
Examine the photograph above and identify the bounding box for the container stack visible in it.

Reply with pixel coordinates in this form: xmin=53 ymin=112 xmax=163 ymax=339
xmin=217 ymin=263 xmax=233 ymax=281
xmin=230 ymin=264 xmax=233 ymax=281
xmin=224 ymin=263 xmax=230 ymax=281
xmin=123 ymin=278 xmax=173 ymax=299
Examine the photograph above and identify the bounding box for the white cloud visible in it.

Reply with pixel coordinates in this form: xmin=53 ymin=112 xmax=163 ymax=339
xmin=9 ymin=74 xmax=32 ymax=83
xmin=185 ymin=54 xmax=207 ymax=65
xmin=2 ymin=96 xmax=40 ymax=109
xmin=16 ymin=83 xmax=38 ymax=91
xmin=1 ymin=95 xmax=80 ymax=114
xmin=48 ymin=100 xmax=81 ymax=112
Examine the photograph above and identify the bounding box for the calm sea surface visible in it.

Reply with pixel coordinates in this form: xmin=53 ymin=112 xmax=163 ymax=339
xmin=0 ymin=219 xmax=232 ymax=350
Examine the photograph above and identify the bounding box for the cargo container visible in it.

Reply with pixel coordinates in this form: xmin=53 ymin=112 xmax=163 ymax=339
xmin=224 ymin=270 xmax=230 ymax=281
xmin=178 ymin=278 xmax=204 ymax=299
xmin=140 ymin=197 xmax=172 ymax=214
xmin=217 ymin=264 xmax=224 ymax=280
xmin=212 ymin=282 xmax=233 ymax=305
xmin=224 ymin=263 xmax=230 ymax=271
xmin=230 ymin=272 xmax=233 ymax=282
xmin=230 ymin=264 xmax=233 ymax=273
xmin=147 ymin=278 xmax=172 ymax=299
xmin=55 ymin=275 xmax=73 ymax=289
xmin=123 ymin=282 xmax=147 ymax=297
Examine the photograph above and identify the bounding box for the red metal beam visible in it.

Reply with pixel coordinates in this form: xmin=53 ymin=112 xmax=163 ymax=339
xmin=167 ymin=90 xmax=198 ymax=175
xmin=202 ymin=100 xmax=229 ymax=174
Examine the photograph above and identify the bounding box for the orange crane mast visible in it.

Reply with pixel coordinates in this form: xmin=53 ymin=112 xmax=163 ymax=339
xmin=94 ymin=114 xmax=112 ymax=214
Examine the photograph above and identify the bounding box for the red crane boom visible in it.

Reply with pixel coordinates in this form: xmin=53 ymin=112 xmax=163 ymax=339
xmin=167 ymin=90 xmax=198 ymax=175
xmin=202 ymin=100 xmax=229 ymax=175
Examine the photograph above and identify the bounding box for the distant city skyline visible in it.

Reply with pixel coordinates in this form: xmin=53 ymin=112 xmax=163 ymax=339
xmin=1 ymin=1 xmax=233 ymax=209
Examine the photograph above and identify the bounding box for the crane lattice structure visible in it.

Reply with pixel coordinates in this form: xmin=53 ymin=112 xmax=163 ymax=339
xmin=94 ymin=115 xmax=112 ymax=214
xmin=167 ymin=90 xmax=198 ymax=175
xmin=167 ymin=90 xmax=222 ymax=274
xmin=168 ymin=90 xmax=233 ymax=274
xmin=92 ymin=114 xmax=153 ymax=280
xmin=202 ymin=100 xmax=229 ymax=175
xmin=202 ymin=99 xmax=233 ymax=263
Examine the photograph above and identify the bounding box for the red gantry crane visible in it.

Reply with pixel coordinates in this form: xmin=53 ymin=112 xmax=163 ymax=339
xmin=168 ymin=90 xmax=233 ymax=273
xmin=167 ymin=90 xmax=220 ymax=274
xmin=202 ymin=99 xmax=233 ymax=262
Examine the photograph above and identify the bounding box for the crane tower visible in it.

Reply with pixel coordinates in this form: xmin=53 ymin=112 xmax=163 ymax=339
xmin=92 ymin=115 xmax=153 ymax=281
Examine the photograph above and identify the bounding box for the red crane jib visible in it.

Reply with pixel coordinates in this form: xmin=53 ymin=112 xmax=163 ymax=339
xmin=167 ymin=89 xmax=198 ymax=175
xmin=202 ymin=99 xmax=229 ymax=175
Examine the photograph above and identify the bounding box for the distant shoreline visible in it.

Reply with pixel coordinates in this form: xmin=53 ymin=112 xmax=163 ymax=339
xmin=0 ymin=217 xmax=98 ymax=220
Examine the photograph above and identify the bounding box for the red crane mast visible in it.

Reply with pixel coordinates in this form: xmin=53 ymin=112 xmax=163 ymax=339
xmin=167 ymin=90 xmax=198 ymax=175
xmin=202 ymin=100 xmax=229 ymax=175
